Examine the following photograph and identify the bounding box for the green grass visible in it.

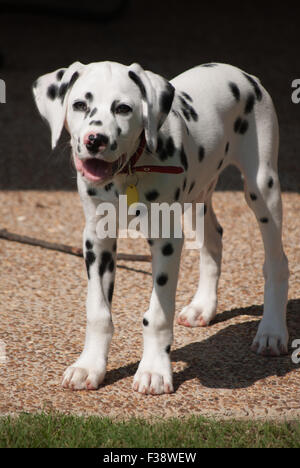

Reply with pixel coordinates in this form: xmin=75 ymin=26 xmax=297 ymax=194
xmin=0 ymin=412 xmax=299 ymax=448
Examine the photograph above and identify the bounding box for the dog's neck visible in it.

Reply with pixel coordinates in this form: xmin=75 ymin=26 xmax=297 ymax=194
xmin=119 ymin=131 xmax=146 ymax=176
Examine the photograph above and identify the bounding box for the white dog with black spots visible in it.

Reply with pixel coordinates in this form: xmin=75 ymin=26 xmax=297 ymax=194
xmin=33 ymin=61 xmax=289 ymax=395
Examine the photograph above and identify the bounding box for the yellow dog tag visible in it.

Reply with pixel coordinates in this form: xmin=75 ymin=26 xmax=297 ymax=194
xmin=126 ymin=184 xmax=139 ymax=207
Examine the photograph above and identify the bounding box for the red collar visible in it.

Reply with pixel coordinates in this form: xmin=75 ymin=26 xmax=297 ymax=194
xmin=120 ymin=132 xmax=184 ymax=175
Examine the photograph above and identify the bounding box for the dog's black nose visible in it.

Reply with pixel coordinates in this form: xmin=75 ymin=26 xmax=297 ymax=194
xmin=85 ymin=132 xmax=109 ymax=153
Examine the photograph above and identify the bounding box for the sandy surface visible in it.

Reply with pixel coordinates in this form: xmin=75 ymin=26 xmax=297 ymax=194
xmin=0 ymin=190 xmax=299 ymax=421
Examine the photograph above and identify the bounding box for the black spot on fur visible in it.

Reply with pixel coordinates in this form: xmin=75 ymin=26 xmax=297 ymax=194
xmin=179 ymin=96 xmax=190 ymax=109
xmin=174 ymin=187 xmax=180 ymax=201
xmin=180 ymin=146 xmax=188 ymax=171
xmin=156 ymin=273 xmax=168 ymax=286
xmin=181 ymin=92 xmax=193 ymax=102
xmin=117 ymin=127 xmax=122 ymax=136
xmin=166 ymin=136 xmax=175 ymax=157
xmin=145 ymin=190 xmax=159 ymax=201
xmin=198 ymin=146 xmax=205 ymax=162
xmin=182 ymin=108 xmax=190 ymax=121
xmin=90 ymin=108 xmax=97 ymax=118
xmin=47 ymin=84 xmax=58 ymax=100
xmin=182 ymin=178 xmax=187 ymax=191
xmin=234 ymin=117 xmax=242 ymax=133
xmin=179 ymin=97 xmax=198 ymax=122
xmin=243 ymin=73 xmax=263 ymax=101
xmin=229 ymin=82 xmax=240 ymax=101
xmin=245 ymin=93 xmax=255 ymax=114
xmin=58 ymin=82 xmax=68 ymax=102
xmin=89 ymin=120 xmax=102 ymax=126
xmin=108 ymin=259 xmax=115 ymax=273
xmin=160 ymin=82 xmax=175 ymax=114
xmin=188 ymin=181 xmax=195 ymax=194
xmin=105 ymin=183 xmax=113 ymax=191
xmin=156 ymin=136 xmax=167 ymax=161
xmin=239 ymin=120 xmax=249 ymax=134
xmin=108 ymin=281 xmax=114 ymax=303
xmin=190 ymin=107 xmax=198 ymax=122
xmin=69 ymin=71 xmax=79 ymax=87
xmin=85 ymin=250 xmax=96 ymax=279
xmin=128 ymin=70 xmax=147 ymax=99
xmin=143 ymin=318 xmax=149 ymax=326
xmin=268 ymin=177 xmax=274 ymax=188
xmin=225 ymin=142 xmax=230 ymax=154
xmin=165 ymin=345 xmax=171 ymax=354
xmin=99 ymin=251 xmax=113 ymax=277
xmin=162 ymin=243 xmax=174 ymax=256
xmin=250 ymin=193 xmax=257 ymax=201
xmin=110 ymin=100 xmax=117 ymax=114
xmin=85 ymin=92 xmax=93 ymax=101
xmin=56 ymin=70 xmax=65 ymax=81
xmin=87 ymin=188 xmax=97 ymax=196
xmin=85 ymin=240 xmax=93 ymax=250
xmin=77 ymin=145 xmax=81 ymax=153
xmin=58 ymin=72 xmax=79 ymax=102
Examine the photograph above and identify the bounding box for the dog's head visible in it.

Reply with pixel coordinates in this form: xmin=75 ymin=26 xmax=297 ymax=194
xmin=33 ymin=61 xmax=174 ymax=184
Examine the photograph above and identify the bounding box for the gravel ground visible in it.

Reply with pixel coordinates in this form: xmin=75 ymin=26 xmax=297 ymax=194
xmin=0 ymin=190 xmax=299 ymax=421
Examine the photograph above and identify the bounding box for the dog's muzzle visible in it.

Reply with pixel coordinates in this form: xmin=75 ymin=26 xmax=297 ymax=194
xmin=74 ymin=153 xmax=127 ymax=184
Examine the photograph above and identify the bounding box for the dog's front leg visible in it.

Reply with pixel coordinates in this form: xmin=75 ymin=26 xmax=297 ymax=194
xmin=133 ymin=237 xmax=183 ymax=395
xmin=62 ymin=220 xmax=116 ymax=391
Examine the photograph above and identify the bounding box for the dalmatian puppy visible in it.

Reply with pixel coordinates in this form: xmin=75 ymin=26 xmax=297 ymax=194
xmin=33 ymin=61 xmax=289 ymax=395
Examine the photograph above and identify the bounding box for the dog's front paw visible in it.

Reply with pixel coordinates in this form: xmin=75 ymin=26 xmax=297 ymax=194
xmin=133 ymin=357 xmax=173 ymax=395
xmin=177 ymin=302 xmax=216 ymax=328
xmin=62 ymin=360 xmax=106 ymax=390
xmin=251 ymin=320 xmax=289 ymax=356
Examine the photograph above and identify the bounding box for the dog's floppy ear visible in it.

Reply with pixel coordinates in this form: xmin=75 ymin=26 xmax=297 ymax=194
xmin=32 ymin=61 xmax=85 ymax=149
xmin=128 ymin=63 xmax=175 ymax=153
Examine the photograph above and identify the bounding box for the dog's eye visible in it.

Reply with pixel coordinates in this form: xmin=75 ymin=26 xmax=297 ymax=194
xmin=115 ymin=104 xmax=132 ymax=115
xmin=73 ymin=101 xmax=87 ymax=112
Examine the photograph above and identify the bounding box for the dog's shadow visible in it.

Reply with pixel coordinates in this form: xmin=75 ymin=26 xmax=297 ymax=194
xmin=103 ymin=299 xmax=300 ymax=391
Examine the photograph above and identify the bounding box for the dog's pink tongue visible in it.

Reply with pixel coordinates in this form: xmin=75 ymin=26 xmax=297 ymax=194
xmin=74 ymin=155 xmax=111 ymax=182
xmin=83 ymin=158 xmax=110 ymax=181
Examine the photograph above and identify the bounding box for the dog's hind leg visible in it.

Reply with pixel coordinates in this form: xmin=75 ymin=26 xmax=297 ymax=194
xmin=235 ymin=94 xmax=289 ymax=356
xmin=177 ymin=180 xmax=223 ymax=327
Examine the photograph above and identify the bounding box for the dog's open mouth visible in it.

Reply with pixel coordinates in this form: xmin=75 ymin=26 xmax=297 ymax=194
xmin=74 ymin=154 xmax=126 ymax=183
